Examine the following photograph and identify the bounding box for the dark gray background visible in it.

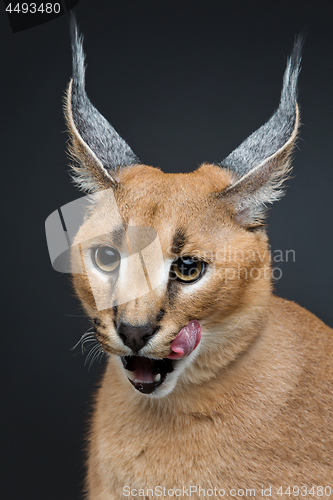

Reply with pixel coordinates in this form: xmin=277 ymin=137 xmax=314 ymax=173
xmin=1 ymin=1 xmax=332 ymax=498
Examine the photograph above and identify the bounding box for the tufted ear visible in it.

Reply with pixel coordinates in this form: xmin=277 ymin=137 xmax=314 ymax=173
xmin=217 ymin=37 xmax=303 ymax=228
xmin=64 ymin=19 xmax=140 ymax=193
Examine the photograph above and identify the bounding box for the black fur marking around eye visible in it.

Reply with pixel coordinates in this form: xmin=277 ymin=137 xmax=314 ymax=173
xmin=172 ymin=228 xmax=187 ymax=255
xmin=111 ymin=227 xmax=125 ymax=247
xmin=156 ymin=309 xmax=165 ymax=322
xmin=150 ymin=203 xmax=158 ymax=220
xmin=113 ymin=305 xmax=118 ymax=318
xmin=167 ymin=280 xmax=179 ymax=304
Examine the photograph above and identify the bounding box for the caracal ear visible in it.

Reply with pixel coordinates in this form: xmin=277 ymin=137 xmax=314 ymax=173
xmin=216 ymin=37 xmax=303 ymax=228
xmin=64 ymin=18 xmax=140 ymax=193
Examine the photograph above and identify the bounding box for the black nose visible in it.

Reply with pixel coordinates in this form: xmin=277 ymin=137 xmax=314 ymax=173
xmin=117 ymin=323 xmax=157 ymax=353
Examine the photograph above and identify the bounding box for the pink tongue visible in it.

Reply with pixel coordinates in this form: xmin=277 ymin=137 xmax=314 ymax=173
xmin=165 ymin=320 xmax=201 ymax=360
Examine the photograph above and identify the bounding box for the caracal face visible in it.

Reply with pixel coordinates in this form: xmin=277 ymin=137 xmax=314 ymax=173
xmin=72 ymin=163 xmax=271 ymax=397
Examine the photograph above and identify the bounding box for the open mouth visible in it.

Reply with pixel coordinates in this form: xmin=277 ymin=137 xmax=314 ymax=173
xmin=121 ymin=355 xmax=174 ymax=394
xmin=121 ymin=320 xmax=202 ymax=394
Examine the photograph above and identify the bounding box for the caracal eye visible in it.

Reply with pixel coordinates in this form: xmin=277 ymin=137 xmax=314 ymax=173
xmin=93 ymin=247 xmax=120 ymax=273
xmin=172 ymin=257 xmax=205 ymax=283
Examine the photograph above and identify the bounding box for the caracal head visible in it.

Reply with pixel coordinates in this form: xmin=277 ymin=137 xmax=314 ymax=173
xmin=66 ymin=23 xmax=302 ymax=396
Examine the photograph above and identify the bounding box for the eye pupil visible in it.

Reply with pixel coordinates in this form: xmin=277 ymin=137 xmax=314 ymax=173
xmin=94 ymin=247 xmax=120 ymax=272
xmin=104 ymin=248 xmax=116 ymax=259
xmin=172 ymin=257 xmax=205 ymax=283
xmin=179 ymin=261 xmax=195 ymax=276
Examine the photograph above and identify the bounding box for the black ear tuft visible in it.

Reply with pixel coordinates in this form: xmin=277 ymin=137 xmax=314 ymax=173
xmin=220 ymin=36 xmax=303 ymax=179
xmin=216 ymin=37 xmax=303 ymax=227
xmin=64 ymin=18 xmax=140 ymax=192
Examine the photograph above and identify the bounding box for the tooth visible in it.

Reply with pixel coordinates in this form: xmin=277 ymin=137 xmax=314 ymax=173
xmin=125 ymin=368 xmax=161 ymax=384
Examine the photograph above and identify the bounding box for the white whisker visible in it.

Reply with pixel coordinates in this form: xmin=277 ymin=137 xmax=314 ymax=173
xmin=85 ymin=343 xmax=100 ymax=367
xmin=89 ymin=346 xmax=105 ymax=370
xmin=71 ymin=328 xmax=95 ymax=353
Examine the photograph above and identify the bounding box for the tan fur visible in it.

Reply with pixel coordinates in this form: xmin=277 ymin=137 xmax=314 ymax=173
xmin=66 ymin=160 xmax=333 ymax=499
xmin=62 ymin=38 xmax=333 ymax=495
xmin=88 ymin=299 xmax=333 ymax=498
